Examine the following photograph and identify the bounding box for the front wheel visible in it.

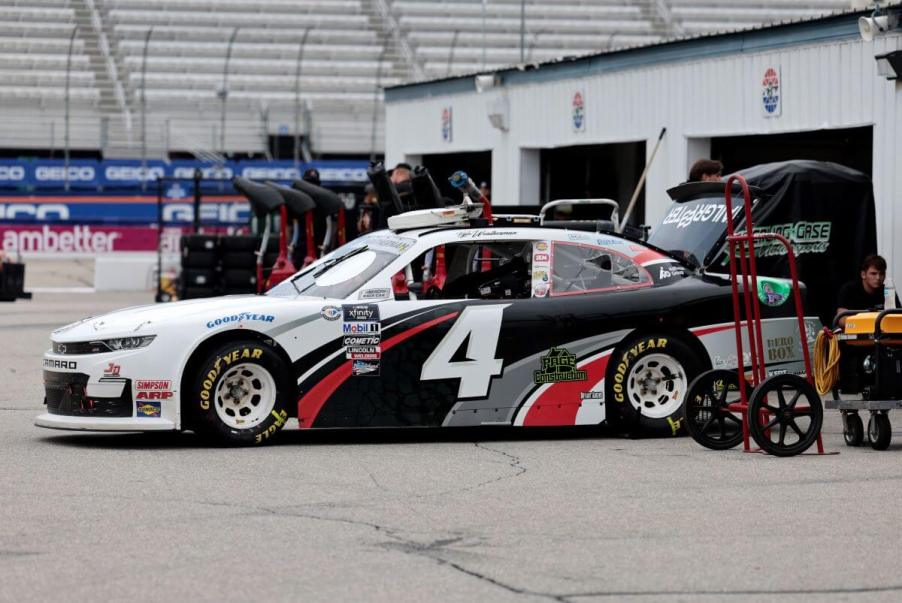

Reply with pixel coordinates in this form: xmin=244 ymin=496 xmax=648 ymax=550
xmin=189 ymin=340 xmax=293 ymax=445
xmin=605 ymin=333 xmax=704 ymax=436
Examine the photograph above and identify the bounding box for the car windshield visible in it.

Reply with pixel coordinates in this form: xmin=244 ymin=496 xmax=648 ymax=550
xmin=267 ymin=232 xmax=415 ymax=299
xmin=648 ymin=195 xmax=745 ymax=268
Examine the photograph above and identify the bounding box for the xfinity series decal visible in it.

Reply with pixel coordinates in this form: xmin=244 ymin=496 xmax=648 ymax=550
xmin=206 ymin=313 xmax=274 ymax=328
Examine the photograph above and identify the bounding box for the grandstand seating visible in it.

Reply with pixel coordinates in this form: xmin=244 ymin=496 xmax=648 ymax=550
xmin=0 ymin=0 xmax=850 ymax=159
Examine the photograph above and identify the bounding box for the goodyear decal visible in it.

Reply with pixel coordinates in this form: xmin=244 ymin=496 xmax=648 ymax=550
xmin=199 ymin=347 xmax=263 ymax=410
xmin=612 ymin=337 xmax=668 ymax=403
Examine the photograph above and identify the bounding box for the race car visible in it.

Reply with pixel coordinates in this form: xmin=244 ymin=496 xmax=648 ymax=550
xmin=37 ymin=200 xmax=820 ymax=445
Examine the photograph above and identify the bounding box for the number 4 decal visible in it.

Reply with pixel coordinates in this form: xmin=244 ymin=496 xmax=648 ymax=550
xmin=421 ymin=304 xmax=509 ymax=398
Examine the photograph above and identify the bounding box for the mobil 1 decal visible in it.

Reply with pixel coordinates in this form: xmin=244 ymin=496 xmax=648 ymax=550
xmin=342 ymin=303 xmax=382 ymax=375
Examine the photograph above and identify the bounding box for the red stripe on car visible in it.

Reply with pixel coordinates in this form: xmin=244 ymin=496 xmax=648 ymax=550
xmin=522 ymin=353 xmax=611 ymax=427
xmin=296 ymin=312 xmax=459 ymax=427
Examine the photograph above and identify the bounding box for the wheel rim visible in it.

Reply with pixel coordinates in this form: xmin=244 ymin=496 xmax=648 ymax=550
xmin=749 ymin=376 xmax=822 ymax=455
xmin=213 ymin=362 xmax=277 ymax=430
xmin=685 ymin=371 xmax=744 ymax=447
xmin=625 ymin=353 xmax=687 ymax=419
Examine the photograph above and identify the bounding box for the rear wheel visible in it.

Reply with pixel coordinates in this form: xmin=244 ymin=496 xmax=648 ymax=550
xmin=868 ymin=412 xmax=891 ymax=451
xmin=606 ymin=333 xmax=704 ymax=436
xmin=683 ymin=369 xmax=746 ymax=450
xmin=188 ymin=340 xmax=292 ymax=445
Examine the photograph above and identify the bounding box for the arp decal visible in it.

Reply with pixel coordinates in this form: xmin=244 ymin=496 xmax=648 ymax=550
xmin=136 ymin=391 xmax=173 ymax=400
xmin=320 ymin=305 xmax=341 ymax=321
xmin=136 ymin=401 xmax=162 ymax=417
xmin=534 ymin=348 xmax=588 ymax=384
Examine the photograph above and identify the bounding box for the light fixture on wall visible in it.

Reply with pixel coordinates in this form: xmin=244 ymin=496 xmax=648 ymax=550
xmin=875 ymin=49 xmax=902 ymax=79
xmin=474 ymin=74 xmax=498 ymax=93
xmin=859 ymin=6 xmax=900 ymax=41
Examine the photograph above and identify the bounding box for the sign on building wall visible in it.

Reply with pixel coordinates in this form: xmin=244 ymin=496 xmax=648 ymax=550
xmin=572 ymin=89 xmax=586 ymax=132
xmin=761 ymin=66 xmax=782 ymax=117
xmin=442 ymin=106 xmax=453 ymax=142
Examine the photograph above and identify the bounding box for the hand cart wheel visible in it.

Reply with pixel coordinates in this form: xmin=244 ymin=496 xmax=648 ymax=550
xmin=748 ymin=374 xmax=823 ymax=457
xmin=683 ymin=369 xmax=746 ymax=450
xmin=867 ymin=412 xmax=892 ymax=451
xmin=842 ymin=411 xmax=864 ymax=447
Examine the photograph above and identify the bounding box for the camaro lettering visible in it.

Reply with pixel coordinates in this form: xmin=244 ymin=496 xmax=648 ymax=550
xmin=43 ymin=359 xmax=77 ymax=370
xmin=206 ymin=313 xmax=275 ymax=328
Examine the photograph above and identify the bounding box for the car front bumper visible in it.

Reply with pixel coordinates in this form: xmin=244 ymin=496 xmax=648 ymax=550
xmin=35 ymin=413 xmax=176 ymax=431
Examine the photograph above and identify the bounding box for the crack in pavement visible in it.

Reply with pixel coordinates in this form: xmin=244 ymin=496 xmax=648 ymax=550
xmin=559 ymin=584 xmax=902 ymax=599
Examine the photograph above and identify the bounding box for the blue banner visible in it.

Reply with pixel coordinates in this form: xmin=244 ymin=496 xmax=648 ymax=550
xmin=0 ymin=159 xmax=368 ymax=226
xmin=0 ymin=159 xmax=369 ymax=192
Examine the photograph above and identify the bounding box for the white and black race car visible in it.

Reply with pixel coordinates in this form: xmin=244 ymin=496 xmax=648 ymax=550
xmin=37 ymin=201 xmax=820 ymax=444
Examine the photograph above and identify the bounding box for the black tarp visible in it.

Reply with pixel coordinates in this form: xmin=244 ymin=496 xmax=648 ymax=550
xmin=650 ymin=160 xmax=877 ymax=324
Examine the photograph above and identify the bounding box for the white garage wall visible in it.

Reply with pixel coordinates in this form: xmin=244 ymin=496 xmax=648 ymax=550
xmin=387 ymin=22 xmax=902 ymax=282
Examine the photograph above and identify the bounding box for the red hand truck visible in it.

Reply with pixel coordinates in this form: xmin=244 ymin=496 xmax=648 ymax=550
xmin=683 ymin=175 xmax=826 ymax=456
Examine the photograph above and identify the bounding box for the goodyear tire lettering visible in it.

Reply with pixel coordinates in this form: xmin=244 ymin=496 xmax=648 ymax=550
xmin=613 ymin=337 xmax=668 ymax=403
xmin=198 ymin=346 xmax=267 ymax=413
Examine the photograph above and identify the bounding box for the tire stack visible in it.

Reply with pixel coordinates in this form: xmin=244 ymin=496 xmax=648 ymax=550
xmin=180 ymin=234 xmax=220 ymax=299
xmin=179 ymin=234 xmax=281 ymax=299
xmin=220 ymin=235 xmax=260 ymax=295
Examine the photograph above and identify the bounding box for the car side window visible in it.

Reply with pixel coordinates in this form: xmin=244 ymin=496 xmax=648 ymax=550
xmin=550 ymin=242 xmax=652 ymax=296
xmin=392 ymin=240 xmax=534 ymax=300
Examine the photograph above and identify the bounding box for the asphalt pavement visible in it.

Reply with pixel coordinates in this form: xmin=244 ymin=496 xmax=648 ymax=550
xmin=2 ymin=290 xmax=902 ymax=602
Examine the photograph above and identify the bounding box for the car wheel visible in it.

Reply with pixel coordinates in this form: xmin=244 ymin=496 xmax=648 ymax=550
xmin=606 ymin=333 xmax=704 ymax=436
xmin=189 ymin=340 xmax=292 ymax=445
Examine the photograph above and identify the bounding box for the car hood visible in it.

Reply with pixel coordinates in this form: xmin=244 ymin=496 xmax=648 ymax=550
xmin=51 ymin=294 xmax=331 ymax=341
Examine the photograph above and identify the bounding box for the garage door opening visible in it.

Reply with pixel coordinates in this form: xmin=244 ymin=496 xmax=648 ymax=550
xmin=421 ymin=151 xmax=492 ymax=201
xmin=711 ymin=126 xmax=873 ymax=176
xmin=540 ymin=141 xmax=646 ymax=226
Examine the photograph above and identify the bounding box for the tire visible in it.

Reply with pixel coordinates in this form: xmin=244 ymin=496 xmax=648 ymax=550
xmin=184 ymin=268 xmax=217 ymax=288
xmin=181 ymin=286 xmax=217 ymax=299
xmin=683 ymin=369 xmax=746 ymax=450
xmin=843 ymin=412 xmax=864 ymax=447
xmin=188 ymin=340 xmax=293 ymax=445
xmin=182 ymin=251 xmax=217 ymax=268
xmin=222 ymin=251 xmax=257 ymax=269
xmin=605 ymin=333 xmax=704 ymax=436
xmin=222 ymin=269 xmax=256 ymax=287
xmin=868 ymin=413 xmax=891 ymax=451
xmin=748 ymin=374 xmax=823 ymax=457
xmin=181 ymin=234 xmax=219 ymax=252
xmin=220 ymin=235 xmax=259 ymax=252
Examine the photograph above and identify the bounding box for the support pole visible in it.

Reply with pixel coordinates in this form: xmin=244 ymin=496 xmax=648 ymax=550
xmin=219 ymin=26 xmax=239 ymax=158
xmin=64 ymin=25 xmax=77 ymax=192
xmin=293 ymin=28 xmax=311 ymax=171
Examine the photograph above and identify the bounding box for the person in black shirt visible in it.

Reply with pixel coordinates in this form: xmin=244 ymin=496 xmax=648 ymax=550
xmin=835 ymin=254 xmax=898 ymax=327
